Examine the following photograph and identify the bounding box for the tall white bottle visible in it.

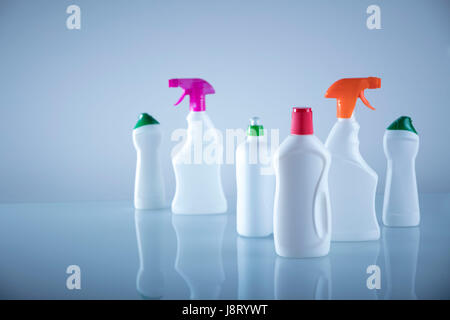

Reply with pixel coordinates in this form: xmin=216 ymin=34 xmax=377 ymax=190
xmin=324 ymin=77 xmax=381 ymax=241
xmin=169 ymin=78 xmax=227 ymax=214
xmin=236 ymin=117 xmax=274 ymax=237
xmin=133 ymin=113 xmax=166 ymax=210
xmin=273 ymin=107 xmax=331 ymax=258
xmin=382 ymin=116 xmax=420 ymax=227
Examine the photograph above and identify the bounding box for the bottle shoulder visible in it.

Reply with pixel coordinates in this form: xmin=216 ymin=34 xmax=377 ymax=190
xmin=133 ymin=124 xmax=161 ymax=135
xmin=187 ymin=111 xmax=216 ymax=127
xmin=384 ymin=130 xmax=419 ymax=141
xmin=275 ymin=135 xmax=329 ymax=158
xmin=273 ymin=136 xmax=330 ymax=172
xmin=133 ymin=125 xmax=162 ymax=149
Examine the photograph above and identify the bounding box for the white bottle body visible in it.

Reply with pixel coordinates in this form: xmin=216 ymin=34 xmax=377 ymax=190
xmin=382 ymin=130 xmax=420 ymax=227
xmin=171 ymin=111 xmax=227 ymax=214
xmin=236 ymin=136 xmax=274 ymax=237
xmin=273 ymin=135 xmax=331 ymax=258
xmin=133 ymin=125 xmax=166 ymax=210
xmin=325 ymin=118 xmax=380 ymax=241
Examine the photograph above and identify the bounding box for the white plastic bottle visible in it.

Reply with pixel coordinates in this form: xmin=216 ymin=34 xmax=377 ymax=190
xmin=273 ymin=107 xmax=331 ymax=258
xmin=324 ymin=77 xmax=381 ymax=241
xmin=382 ymin=116 xmax=420 ymax=227
xmin=133 ymin=113 xmax=166 ymax=210
xmin=169 ymin=78 xmax=227 ymax=214
xmin=236 ymin=117 xmax=274 ymax=237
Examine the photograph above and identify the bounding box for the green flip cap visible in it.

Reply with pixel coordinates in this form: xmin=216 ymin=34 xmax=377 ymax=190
xmin=387 ymin=116 xmax=417 ymax=134
xmin=134 ymin=113 xmax=159 ymax=129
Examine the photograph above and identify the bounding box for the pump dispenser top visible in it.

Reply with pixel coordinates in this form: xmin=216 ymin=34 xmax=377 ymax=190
xmin=168 ymin=78 xmax=215 ymax=112
xmin=325 ymin=77 xmax=381 ymax=118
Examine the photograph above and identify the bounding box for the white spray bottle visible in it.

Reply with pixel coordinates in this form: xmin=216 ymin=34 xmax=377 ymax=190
xmin=169 ymin=78 xmax=227 ymax=214
xmin=382 ymin=116 xmax=420 ymax=227
xmin=133 ymin=113 xmax=166 ymax=210
xmin=236 ymin=117 xmax=274 ymax=237
xmin=324 ymin=77 xmax=381 ymax=241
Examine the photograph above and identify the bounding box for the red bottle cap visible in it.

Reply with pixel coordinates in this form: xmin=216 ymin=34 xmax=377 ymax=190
xmin=291 ymin=107 xmax=313 ymax=135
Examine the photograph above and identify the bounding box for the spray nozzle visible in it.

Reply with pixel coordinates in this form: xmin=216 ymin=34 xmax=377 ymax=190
xmin=168 ymin=78 xmax=215 ymax=112
xmin=325 ymin=77 xmax=381 ymax=118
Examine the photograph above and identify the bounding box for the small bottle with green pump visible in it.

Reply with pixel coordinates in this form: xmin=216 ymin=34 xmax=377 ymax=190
xmin=236 ymin=117 xmax=274 ymax=237
xmin=383 ymin=116 xmax=420 ymax=227
xmin=133 ymin=113 xmax=166 ymax=210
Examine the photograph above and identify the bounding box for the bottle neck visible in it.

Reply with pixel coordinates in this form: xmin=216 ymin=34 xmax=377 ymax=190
xmin=326 ymin=117 xmax=360 ymax=157
xmin=189 ymin=94 xmax=206 ymax=112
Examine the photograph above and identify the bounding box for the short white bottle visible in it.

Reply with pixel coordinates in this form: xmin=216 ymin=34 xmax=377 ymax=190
xmin=133 ymin=113 xmax=166 ymax=210
xmin=236 ymin=117 xmax=274 ymax=237
xmin=382 ymin=116 xmax=420 ymax=227
xmin=273 ymin=107 xmax=332 ymax=258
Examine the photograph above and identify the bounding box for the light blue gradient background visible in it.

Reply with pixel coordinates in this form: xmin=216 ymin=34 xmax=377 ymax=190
xmin=0 ymin=0 xmax=449 ymax=202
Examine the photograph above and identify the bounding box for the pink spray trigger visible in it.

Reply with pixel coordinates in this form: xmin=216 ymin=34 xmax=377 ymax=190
xmin=168 ymin=78 xmax=215 ymax=112
xmin=174 ymin=90 xmax=188 ymax=106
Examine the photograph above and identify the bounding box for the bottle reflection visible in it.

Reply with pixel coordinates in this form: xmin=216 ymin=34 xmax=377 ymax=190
xmin=330 ymin=241 xmax=380 ymax=299
xmin=275 ymin=256 xmax=331 ymax=300
xmin=379 ymin=227 xmax=420 ymax=299
xmin=135 ymin=209 xmax=170 ymax=299
xmin=237 ymin=236 xmax=275 ymax=299
xmin=172 ymin=214 xmax=227 ymax=299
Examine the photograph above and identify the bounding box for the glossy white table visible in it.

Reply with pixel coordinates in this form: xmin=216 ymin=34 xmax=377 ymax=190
xmin=0 ymin=194 xmax=449 ymax=299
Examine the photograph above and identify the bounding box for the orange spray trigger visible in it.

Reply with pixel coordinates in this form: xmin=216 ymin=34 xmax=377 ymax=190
xmin=359 ymin=90 xmax=375 ymax=110
xmin=325 ymin=77 xmax=381 ymax=118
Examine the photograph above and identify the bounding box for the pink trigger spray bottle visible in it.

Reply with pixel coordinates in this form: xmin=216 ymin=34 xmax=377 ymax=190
xmin=169 ymin=78 xmax=227 ymax=214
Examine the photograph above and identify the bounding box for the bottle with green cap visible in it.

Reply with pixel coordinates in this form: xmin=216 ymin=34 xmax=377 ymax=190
xmin=133 ymin=113 xmax=166 ymax=210
xmin=236 ymin=117 xmax=274 ymax=237
xmin=383 ymin=116 xmax=420 ymax=227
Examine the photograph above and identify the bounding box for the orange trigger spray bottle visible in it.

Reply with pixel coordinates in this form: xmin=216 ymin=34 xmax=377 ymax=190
xmin=325 ymin=77 xmax=381 ymax=241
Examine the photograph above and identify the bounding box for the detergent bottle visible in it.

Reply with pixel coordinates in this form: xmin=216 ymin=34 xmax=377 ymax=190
xmin=382 ymin=116 xmax=420 ymax=227
xmin=236 ymin=117 xmax=274 ymax=237
xmin=273 ymin=107 xmax=331 ymax=258
xmin=133 ymin=113 xmax=166 ymax=210
xmin=324 ymin=77 xmax=381 ymax=241
xmin=169 ymin=78 xmax=227 ymax=214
